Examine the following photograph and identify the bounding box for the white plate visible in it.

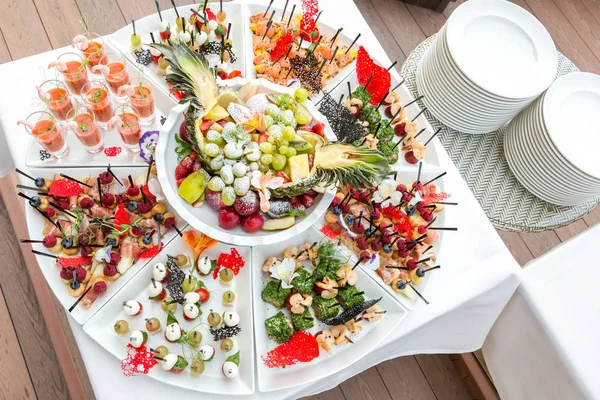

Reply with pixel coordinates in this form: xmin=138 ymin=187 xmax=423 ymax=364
xmin=243 ymin=2 xmax=356 ymax=103
xmin=543 ymin=72 xmax=600 ymax=180
xmin=26 ymin=41 xmax=175 ymax=168
xmin=251 ymin=225 xmax=407 ymax=392
xmin=155 ymin=78 xmax=336 ymax=246
xmin=83 ymin=230 xmax=255 ymax=394
xmin=22 ymin=166 xmax=186 ymax=324
xmin=108 ymin=2 xmax=246 ymax=100
xmin=323 ymin=65 xmax=441 ymax=168
xmin=446 ymin=0 xmax=557 ymax=99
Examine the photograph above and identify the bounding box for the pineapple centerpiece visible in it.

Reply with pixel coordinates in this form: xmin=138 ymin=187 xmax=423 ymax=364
xmin=152 ymin=41 xmax=391 ymax=237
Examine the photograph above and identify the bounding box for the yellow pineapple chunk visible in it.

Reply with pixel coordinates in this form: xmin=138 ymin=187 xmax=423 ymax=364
xmin=288 ymin=154 xmax=310 ymax=182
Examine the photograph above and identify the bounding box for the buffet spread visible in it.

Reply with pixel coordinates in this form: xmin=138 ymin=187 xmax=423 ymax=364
xmin=14 ymin=0 xmax=458 ymax=395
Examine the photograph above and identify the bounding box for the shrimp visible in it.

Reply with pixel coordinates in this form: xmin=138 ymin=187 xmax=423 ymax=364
xmin=287 ymin=293 xmax=313 ymax=314
xmin=345 ymin=319 xmax=363 ymax=336
xmin=262 ymin=256 xmax=280 ymax=272
xmin=331 ymin=325 xmax=351 ymax=346
xmin=376 ymin=263 xmax=400 ymax=285
xmin=336 ymin=264 xmax=358 ymax=287
xmin=316 ymin=276 xmax=338 ymax=299
xmin=363 ymin=305 xmax=384 ymax=322
xmin=283 ymin=246 xmax=299 ymax=260
xmin=299 ymin=242 xmax=318 ymax=264
xmin=316 ymin=330 xmax=334 ymax=354
xmin=71 ymin=34 xmax=89 ymax=49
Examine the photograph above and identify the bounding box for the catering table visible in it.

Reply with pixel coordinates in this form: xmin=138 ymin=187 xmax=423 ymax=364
xmin=0 ymin=0 xmax=521 ymax=398
xmin=483 ymin=222 xmax=600 ymax=400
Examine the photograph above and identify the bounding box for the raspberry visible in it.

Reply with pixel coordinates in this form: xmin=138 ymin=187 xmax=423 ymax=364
xmin=341 ymin=203 xmax=350 ymax=214
xmin=396 ymin=184 xmax=407 ymax=193
xmin=163 ymin=216 xmax=176 ymax=229
xmin=398 ymin=250 xmax=408 ymax=258
xmin=371 ymin=209 xmax=381 ymax=220
xmin=413 ymin=181 xmax=423 ymax=191
xmin=331 ymin=197 xmax=341 ymax=207
xmin=101 ymin=193 xmax=115 ymax=206
xmin=99 ymin=171 xmax=113 ymax=184
xmin=117 ymin=194 xmax=128 ymax=204
xmin=353 ymin=222 xmax=365 ymax=234
xmin=175 ymin=165 xmax=189 ymax=180
xmin=130 ymin=226 xmax=145 ymax=236
xmin=81 ymin=246 xmax=93 ymax=257
xmin=406 ymin=259 xmax=417 ymax=270
xmin=93 ymin=280 xmax=107 ymax=294
xmin=78 ymin=234 xmax=90 ymax=246
xmin=110 ymin=252 xmax=120 ymax=265
xmin=43 ymin=235 xmax=57 ymax=248
xmin=359 ymin=250 xmax=371 ymax=261
xmin=402 ymin=192 xmax=412 ymax=202
xmin=370 ymin=241 xmax=382 ymax=252
xmin=45 ymin=208 xmax=56 ymax=218
xmin=137 ymin=201 xmax=152 ymax=214
xmin=180 ymin=156 xmax=194 ymax=171
xmin=80 ymin=197 xmax=94 ymax=209
xmin=418 ymin=225 xmax=427 ymax=234
xmin=60 ymin=267 xmax=74 ymax=280
xmin=57 ymin=199 xmax=69 ymax=210
xmin=422 ymin=212 xmax=434 ymax=222
xmin=103 ymin=264 xmax=118 ymax=277
xmin=356 ymin=237 xmax=368 ymax=250
xmin=75 ymin=267 xmax=87 ymax=282
xmin=416 ymin=202 xmax=425 ymax=213
xmin=127 ymin=186 xmax=140 ymax=197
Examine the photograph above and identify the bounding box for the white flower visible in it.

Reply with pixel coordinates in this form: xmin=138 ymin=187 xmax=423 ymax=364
xmin=93 ymin=245 xmax=112 ymax=263
xmin=251 ymin=171 xmax=284 ymax=212
xmin=147 ymin=177 xmax=165 ymax=203
xmin=268 ymin=257 xmax=299 ymax=289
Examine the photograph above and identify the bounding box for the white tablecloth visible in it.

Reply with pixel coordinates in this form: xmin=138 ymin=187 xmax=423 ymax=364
xmin=483 ymin=223 xmax=600 ymax=400
xmin=0 ymin=1 xmax=521 ymax=398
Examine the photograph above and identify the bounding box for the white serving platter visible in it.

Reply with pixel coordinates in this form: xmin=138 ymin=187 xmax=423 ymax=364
xmin=83 ymin=228 xmax=255 ymax=395
xmin=22 ymin=167 xmax=186 ymax=325
xmin=155 ymin=78 xmax=336 ymax=246
xmin=251 ymin=225 xmax=407 ymax=392
xmin=108 ymin=2 xmax=246 ymax=100
xmin=243 ymin=2 xmax=357 ymax=103
xmin=26 ymin=41 xmax=177 ymax=168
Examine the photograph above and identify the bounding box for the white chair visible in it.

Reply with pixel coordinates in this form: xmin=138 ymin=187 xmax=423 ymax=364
xmin=482 ymin=223 xmax=600 ymax=400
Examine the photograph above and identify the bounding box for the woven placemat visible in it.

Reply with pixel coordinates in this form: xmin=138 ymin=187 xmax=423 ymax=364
xmin=401 ymin=34 xmax=599 ymax=232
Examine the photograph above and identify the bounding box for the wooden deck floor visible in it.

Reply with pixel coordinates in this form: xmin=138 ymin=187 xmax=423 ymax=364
xmin=0 ymin=0 xmax=598 ymax=399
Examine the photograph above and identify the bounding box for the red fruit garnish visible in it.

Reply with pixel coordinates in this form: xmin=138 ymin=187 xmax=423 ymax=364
xmin=175 ymin=165 xmax=190 ymax=180
xmin=404 ymin=151 xmax=419 ymax=164
xmin=172 ymin=90 xmax=184 ymax=100
xmin=396 ymin=184 xmax=407 ymax=193
xmin=300 ymin=194 xmax=314 ymax=208
xmin=164 ymin=216 xmax=176 ymax=229
xmin=341 ymin=203 xmax=350 ymax=214
xmin=114 ymin=204 xmax=131 ymax=230
xmin=180 ymin=156 xmax=194 ymax=171
xmin=234 ymin=191 xmax=259 ymax=216
xmin=80 ymin=197 xmax=94 ymax=209
xmin=75 ymin=267 xmax=87 ymax=282
xmin=218 ymin=208 xmax=241 ymax=230
xmin=57 ymin=256 xmax=92 ymax=268
xmin=99 ymin=171 xmax=113 ymax=184
xmin=384 ymin=106 xmax=393 ymax=119
xmin=179 ymin=121 xmax=190 ymax=143
xmin=43 ymin=235 xmax=57 ymax=248
xmin=356 ymin=46 xmax=391 ymax=105
xmin=370 ymin=241 xmax=382 ymax=252
xmin=217 ymin=71 xmax=228 ymax=80
xmin=104 ymin=147 xmax=122 ymax=157
xmin=356 ymin=237 xmax=368 ymax=250
xmin=226 ymin=70 xmax=243 ymax=79
xmin=217 ymin=120 xmax=228 ymax=127
xmin=48 ymin=178 xmax=84 ymax=197
xmin=200 ymin=120 xmax=213 ymax=132
xmin=331 ymin=197 xmax=341 ymax=207
xmin=307 ymin=153 xmax=314 ymax=170
xmin=291 ymin=196 xmax=305 ymax=211
xmin=407 ymin=258 xmax=417 ymax=270
xmin=257 ymin=133 xmax=269 ymax=144
xmin=300 ymin=0 xmax=319 ymax=42
xmin=206 ymin=189 xmax=228 ymax=211
xmin=59 ymin=268 xmax=73 ymax=281
xmin=271 ymin=30 xmax=293 ymax=61
xmin=262 ymin=331 xmax=319 ymax=368
xmin=241 ymin=213 xmax=264 ymax=233
xmin=214 ymin=248 xmax=246 ymax=279
xmin=121 ymin=344 xmax=158 ymax=377
xmin=276 ymin=171 xmax=291 ymax=183
xmin=394 ymin=123 xmax=406 ymax=136
xmin=195 ymin=287 xmax=210 ymax=303
xmin=176 ymin=178 xmax=185 ymax=187
xmin=320 ymin=225 xmax=341 ymax=238
xmin=192 ymin=162 xmax=202 ymax=172
xmin=81 ymin=246 xmax=93 ymax=257
xmin=139 ymin=243 xmax=164 ymax=259
xmin=127 ymin=186 xmax=140 ymax=197
xmin=93 ymin=280 xmax=108 ymax=294
xmin=101 ymin=193 xmax=116 ymax=206
xmin=205 ymin=7 xmax=217 ymax=20
xmin=109 ymin=252 xmax=120 ymax=266
xmin=103 ymin=264 xmax=118 ymax=277
xmin=311 ymin=123 xmax=325 ymax=137
xmin=137 ymin=201 xmax=152 ymax=214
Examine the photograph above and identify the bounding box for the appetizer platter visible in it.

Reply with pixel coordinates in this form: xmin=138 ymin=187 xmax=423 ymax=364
xmin=20 ymin=166 xmax=186 ymax=324
xmin=252 ymin=226 xmax=407 ymax=391
xmin=83 ymin=227 xmax=255 ymax=394
xmin=319 ymin=168 xmax=452 ymax=309
xmin=244 ymin=1 xmax=358 ymax=101
xmin=23 ymin=38 xmax=173 ymax=167
xmin=108 ymin=1 xmax=246 ymax=100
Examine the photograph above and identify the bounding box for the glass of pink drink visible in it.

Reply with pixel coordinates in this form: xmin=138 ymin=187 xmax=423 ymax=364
xmin=18 ymin=111 xmax=69 ymax=159
xmin=72 ymin=33 xmax=105 ymax=73
xmin=94 ymin=53 xmax=130 ymax=102
xmin=49 ymin=52 xmax=89 ymax=98
xmin=66 ymin=106 xmax=104 ymax=154
xmin=118 ymin=77 xmax=156 ymax=126
xmin=109 ymin=105 xmax=142 ymax=152
xmin=81 ymin=81 xmax=113 ymax=130
xmin=37 ymin=80 xmax=73 ymax=121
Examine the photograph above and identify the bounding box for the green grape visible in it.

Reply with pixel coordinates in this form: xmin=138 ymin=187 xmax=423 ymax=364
xmin=223 ymin=290 xmax=235 ymax=304
xmin=113 ymin=320 xmax=129 ymax=335
xmin=295 ymin=113 xmax=309 ymax=125
xmin=260 ymin=154 xmax=273 ymax=165
xmin=154 ymin=345 xmax=169 ymax=358
xmin=282 ymin=126 xmax=296 ymax=141
xmin=204 ymin=143 xmax=220 ymax=158
xmin=286 ymin=147 xmax=297 ymax=157
xmin=294 ymin=88 xmax=309 ymax=102
xmin=220 ymin=338 xmax=234 ymax=352
xmin=278 ymin=139 xmax=289 ymax=148
xmin=272 ymin=154 xmax=287 ymax=171
xmin=190 ymin=360 xmax=205 ymax=375
xmin=131 ymin=34 xmax=142 ymax=47
xmin=279 ymin=145 xmax=289 ymax=155
xmin=206 ymin=129 xmax=223 ymax=144
xmin=259 ymin=142 xmax=275 ymax=154
xmin=267 ymin=136 xmax=277 ymax=145
xmin=266 ymin=104 xmax=281 ymax=118
xmin=208 ymin=176 xmax=225 ymax=192
xmin=221 ymin=186 xmax=236 ymax=206
xmin=263 ymin=115 xmax=274 ymax=130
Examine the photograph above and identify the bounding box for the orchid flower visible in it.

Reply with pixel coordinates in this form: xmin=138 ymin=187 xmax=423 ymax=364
xmin=93 ymin=245 xmax=112 ymax=263
xmin=138 ymin=130 xmax=159 ymax=163
xmin=268 ymin=257 xmax=299 ymax=289
xmin=250 ymin=171 xmax=284 ymax=213
xmin=146 ymin=177 xmax=165 ymax=203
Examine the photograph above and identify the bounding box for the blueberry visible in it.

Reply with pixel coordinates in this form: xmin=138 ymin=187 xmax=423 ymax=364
xmin=406 ymin=205 xmax=416 ymax=216
xmin=106 ymin=238 xmax=117 ymax=247
xmin=127 ymin=201 xmax=139 ymax=212
xmin=416 ymin=267 xmax=425 ymax=278
xmin=331 ymin=206 xmax=342 ymax=216
xmin=61 ymin=237 xmax=74 ymax=249
xmin=142 ymin=234 xmax=153 ymax=245
xmin=395 ymin=280 xmax=406 ymax=291
xmin=383 ymin=243 xmax=393 ymax=254
xmin=70 ymin=280 xmax=80 ymax=290
xmin=29 ymin=196 xmax=42 ymax=208
xmin=344 ymin=214 xmax=355 ymax=225
xmin=153 ymin=213 xmax=164 ymax=223
xmin=365 ymin=227 xmax=377 ymax=238
xmin=34 ymin=177 xmax=45 ymax=187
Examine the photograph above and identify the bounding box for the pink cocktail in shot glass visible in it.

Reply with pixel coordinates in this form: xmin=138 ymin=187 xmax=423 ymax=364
xmin=66 ymin=106 xmax=104 ymax=154
xmin=93 ymin=53 xmax=130 ymax=102
xmin=48 ymin=52 xmax=89 ymax=98
xmin=109 ymin=105 xmax=142 ymax=152
xmin=72 ymin=33 xmax=105 ymax=72
xmin=118 ymin=77 xmax=156 ymax=126
xmin=18 ymin=111 xmax=70 ymax=159
xmin=36 ymin=80 xmax=73 ymax=121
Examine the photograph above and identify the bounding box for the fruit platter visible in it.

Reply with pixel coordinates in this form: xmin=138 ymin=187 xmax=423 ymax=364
xmin=252 ymin=226 xmax=407 ymax=391
xmin=244 ymin=1 xmax=359 ymax=101
xmin=84 ymin=228 xmax=255 ymax=394
xmin=20 ymin=166 xmax=185 ymax=324
xmin=109 ymin=1 xmax=246 ymax=100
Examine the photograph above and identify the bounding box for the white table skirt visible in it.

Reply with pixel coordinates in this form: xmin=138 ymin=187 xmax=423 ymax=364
xmin=0 ymin=0 xmax=521 ymax=398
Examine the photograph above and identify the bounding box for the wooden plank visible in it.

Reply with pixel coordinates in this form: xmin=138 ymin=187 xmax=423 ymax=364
xmin=449 ymin=354 xmax=500 ymax=400
xmin=553 ymin=219 xmax=589 ymax=242
xmin=0 ymin=0 xmax=52 ymax=60
xmin=583 ymin=204 xmax=600 ymax=227
xmin=354 ymin=0 xmax=407 ymax=64
xmin=519 ymin=230 xmax=562 ymax=259
xmin=416 ymin=354 xmax=473 ymax=400
xmin=75 ymin=0 xmax=126 ymax=35
xmin=0 ymin=30 xmax=12 ymax=63
xmin=580 ymin=0 xmax=600 ymax=26
xmin=553 ymin=0 xmax=600 ymax=66
xmin=405 ymin=3 xmax=447 ymax=37
xmin=377 ymin=356 xmax=438 ymax=400
xmin=442 ymin=0 xmax=464 ymax=18
xmin=496 ymin=230 xmax=534 ymax=267
xmin=0 ymin=285 xmax=36 ymax=399
xmin=313 ymin=386 xmax=347 ymax=400
xmin=339 ymin=367 xmax=393 ymax=400
xmin=33 ymin=0 xmax=82 ymax=48
xmin=370 ymin=0 xmax=427 ymax=55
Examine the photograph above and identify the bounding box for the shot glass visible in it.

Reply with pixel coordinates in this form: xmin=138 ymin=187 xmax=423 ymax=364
xmin=66 ymin=106 xmax=104 ymax=154
xmin=93 ymin=53 xmax=131 ymax=102
xmin=18 ymin=111 xmax=69 ymax=159
xmin=72 ymin=32 xmax=106 ymax=72
xmin=119 ymin=77 xmax=156 ymax=125
xmin=81 ymin=81 xmax=113 ymax=130
xmin=109 ymin=105 xmax=141 ymax=152
xmin=36 ymin=80 xmax=73 ymax=121
xmin=49 ymin=52 xmax=89 ymax=97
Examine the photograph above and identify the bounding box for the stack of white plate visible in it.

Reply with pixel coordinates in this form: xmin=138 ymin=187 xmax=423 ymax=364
xmin=416 ymin=0 xmax=558 ymax=135
xmin=504 ymin=72 xmax=600 ymax=206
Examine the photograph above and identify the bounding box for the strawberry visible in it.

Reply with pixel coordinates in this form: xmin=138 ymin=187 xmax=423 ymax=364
xmin=276 ymin=171 xmax=291 ymax=183
xmin=301 ymin=194 xmax=315 ymax=208
xmin=189 ymin=151 xmax=197 ymax=161
xmin=192 ymin=162 xmax=202 ymax=172
xmin=180 ymin=156 xmax=194 ymax=171
xmin=200 ymin=120 xmax=213 ymax=132
xmin=312 ymin=123 xmax=325 ymax=137
xmin=172 ymin=90 xmax=184 ymax=100
xmin=291 ymin=196 xmax=305 ymax=211
xmin=175 ymin=165 xmax=189 ymax=180
xmin=227 ymin=70 xmax=243 ymax=79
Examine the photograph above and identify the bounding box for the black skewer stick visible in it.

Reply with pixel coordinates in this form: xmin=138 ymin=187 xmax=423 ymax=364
xmin=402 ymin=95 xmax=424 ymax=109
xmin=32 ymin=249 xmax=57 ymax=259
xmin=155 ymin=1 xmax=163 ymax=21
xmin=49 ymin=201 xmax=77 ymax=219
xmin=426 ymin=217 xmax=437 ymax=229
xmin=424 ymin=265 xmax=441 ymax=272
xmin=262 ymin=19 xmax=273 ymax=41
xmin=16 ymin=184 xmax=47 ymax=192
xmin=411 ymin=107 xmax=427 ymax=122
xmin=68 ymin=286 xmax=92 ymax=313
xmin=107 ymin=164 xmax=123 ymax=186
xmin=314 ymin=10 xmax=323 ymax=24
xmin=190 ymin=9 xmax=207 ymax=23
xmin=423 ymin=127 xmax=441 ymax=146
xmin=226 ymin=22 xmax=232 ymax=41
xmin=282 ymin=0 xmax=289 ymax=22
xmin=417 ymin=161 xmax=422 ymax=184
xmin=352 ymin=256 xmax=366 ymax=270
xmin=345 ymin=33 xmax=361 ymax=54
xmin=387 ymin=61 xmax=397 ymax=71
xmin=287 ymin=4 xmax=296 ymax=27
xmin=132 ymin=20 xmax=136 ymax=36
xmin=413 ymin=128 xmax=426 ymax=139
xmin=318 ymin=59 xmax=327 ymax=73
xmin=201 ymin=0 xmax=208 ymax=17
xmin=422 ymin=171 xmax=446 ymax=187
xmin=97 ymin=177 xmax=103 ymax=207
xmin=146 ymin=156 xmax=154 ymax=184
xmin=308 ymin=36 xmax=323 ymax=55
xmin=150 ymin=32 xmax=156 ymax=44
xmin=422 ymin=244 xmax=433 ymax=254
xmin=363 ymin=75 xmax=373 ymax=91
xmin=329 ymin=45 xmax=339 ymax=64
xmin=15 ymin=168 xmax=38 ymax=183
xmin=157 ymin=224 xmax=162 ymax=253
xmin=390 ymin=140 xmax=401 ymax=151
xmin=153 ymin=356 xmax=166 ymax=361
xmin=385 ymin=265 xmax=408 ymax=270
xmin=173 ymin=225 xmax=183 ymax=237
xmin=338 ymin=93 xmax=344 ymax=105
xmin=347 ymin=81 xmax=352 ymax=98
xmin=263 ymin=0 xmax=274 ymax=17
xmin=59 ymin=173 xmax=93 ymax=188
xmin=20 ymin=239 xmax=43 ymax=244
xmin=170 ymin=0 xmax=179 ymax=18
xmin=372 ymin=122 xmax=384 ymax=138
xmin=391 ymin=80 xmax=404 ymax=93
xmin=284 ymin=43 xmax=293 ymax=60
xmin=128 ymin=175 xmax=135 ymax=187
xmin=330 ymin=28 xmax=343 ymax=47
xmin=436 ymin=201 xmax=458 ymax=205
xmin=408 ymin=282 xmax=429 ymax=304
xmin=220 ymin=0 xmax=223 ymax=13
xmin=427 ymin=227 xmax=458 ymax=231
xmin=417 ymin=257 xmax=431 ymax=264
